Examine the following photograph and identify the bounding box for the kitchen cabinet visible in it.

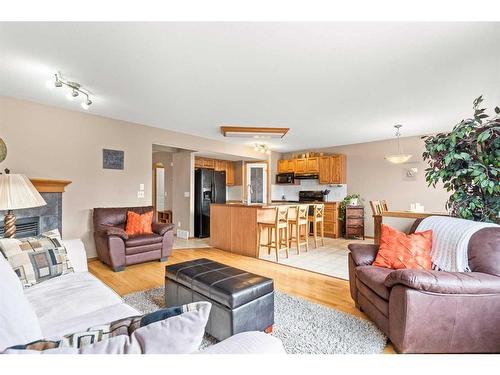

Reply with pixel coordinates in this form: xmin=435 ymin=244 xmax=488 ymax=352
xmin=278 ymin=159 xmax=287 ymax=173
xmin=215 ymin=160 xmax=226 ymax=172
xmin=330 ymin=155 xmax=346 ymax=184
xmin=277 ymin=154 xmax=346 ymax=183
xmin=323 ymin=202 xmax=340 ymax=238
xmin=295 ymin=158 xmax=307 ymax=173
xmin=318 ymin=156 xmax=331 ymax=184
xmin=203 ymin=158 xmax=215 ymax=169
xmin=306 ymin=157 xmax=319 ymax=173
xmin=226 ymin=161 xmax=235 ymax=186
xmin=195 ymin=157 xmax=238 ymax=186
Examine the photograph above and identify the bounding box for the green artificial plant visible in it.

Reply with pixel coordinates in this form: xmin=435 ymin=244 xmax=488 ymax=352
xmin=422 ymin=96 xmax=500 ymax=223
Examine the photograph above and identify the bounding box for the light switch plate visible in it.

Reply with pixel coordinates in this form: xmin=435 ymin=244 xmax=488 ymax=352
xmin=139 ymin=184 xmax=145 ymax=191
xmin=137 ymin=191 xmax=145 ymax=198
xmin=184 ymin=191 xmax=190 ymax=198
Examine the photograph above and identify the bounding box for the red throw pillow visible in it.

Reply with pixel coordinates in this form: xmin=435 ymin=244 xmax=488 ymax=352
xmin=373 ymin=224 xmax=432 ymax=270
xmin=125 ymin=211 xmax=154 ymax=236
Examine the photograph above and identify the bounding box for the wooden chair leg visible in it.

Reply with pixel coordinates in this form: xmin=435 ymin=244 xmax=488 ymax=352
xmin=284 ymin=227 xmax=289 ymax=258
xmin=257 ymin=224 xmax=261 ymax=256
xmin=295 ymin=222 xmax=301 ymax=254
xmin=321 ymin=220 xmax=325 ymax=246
xmin=304 ymin=223 xmax=309 ymax=252
xmin=274 ymin=226 xmax=280 ymax=262
xmin=267 ymin=227 xmax=272 ymax=255
xmin=313 ymin=221 xmax=318 ymax=248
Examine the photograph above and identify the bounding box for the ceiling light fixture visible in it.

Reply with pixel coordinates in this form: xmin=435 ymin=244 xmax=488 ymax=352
xmin=254 ymin=143 xmax=271 ymax=155
xmin=49 ymin=72 xmax=93 ymax=110
xmin=221 ymin=126 xmax=289 ymax=138
xmin=385 ymin=124 xmax=412 ymax=164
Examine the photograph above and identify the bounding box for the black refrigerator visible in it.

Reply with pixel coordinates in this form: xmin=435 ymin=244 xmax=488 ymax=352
xmin=194 ymin=168 xmax=226 ymax=238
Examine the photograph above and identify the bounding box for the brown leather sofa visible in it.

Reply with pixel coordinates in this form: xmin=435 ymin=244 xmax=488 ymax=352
xmin=348 ymin=220 xmax=500 ymax=353
xmin=93 ymin=206 xmax=174 ymax=272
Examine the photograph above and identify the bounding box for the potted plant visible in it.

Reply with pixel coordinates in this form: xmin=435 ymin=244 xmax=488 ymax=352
xmin=422 ymin=96 xmax=499 ymax=223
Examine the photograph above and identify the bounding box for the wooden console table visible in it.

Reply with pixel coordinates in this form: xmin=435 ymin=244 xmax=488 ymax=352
xmin=373 ymin=210 xmax=449 ymax=245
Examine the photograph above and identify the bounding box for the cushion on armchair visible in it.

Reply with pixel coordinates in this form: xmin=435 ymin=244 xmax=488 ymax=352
xmin=3 ymin=301 xmax=211 ymax=354
xmin=125 ymin=211 xmax=153 ymax=236
xmin=373 ymin=224 xmax=432 ymax=270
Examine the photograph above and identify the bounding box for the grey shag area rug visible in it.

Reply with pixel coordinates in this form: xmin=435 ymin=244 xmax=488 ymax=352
xmin=123 ymin=287 xmax=386 ymax=354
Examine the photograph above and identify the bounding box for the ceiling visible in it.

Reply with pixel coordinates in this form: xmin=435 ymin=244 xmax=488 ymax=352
xmin=1 ymin=22 xmax=499 ymax=152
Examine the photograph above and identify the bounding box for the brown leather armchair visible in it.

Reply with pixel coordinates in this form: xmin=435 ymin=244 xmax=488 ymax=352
xmin=348 ymin=220 xmax=500 ymax=353
xmin=93 ymin=206 xmax=174 ymax=272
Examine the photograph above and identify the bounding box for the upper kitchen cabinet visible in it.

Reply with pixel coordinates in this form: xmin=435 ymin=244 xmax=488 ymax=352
xmin=278 ymin=159 xmax=287 ymax=173
xmin=318 ymin=156 xmax=331 ymax=184
xmin=329 ymin=154 xmax=347 ymax=184
xmin=277 ymin=154 xmax=346 ymax=184
xmin=306 ymin=157 xmax=319 ymax=173
xmin=194 ymin=156 xmax=240 ymax=186
xmin=295 ymin=158 xmax=307 ymax=173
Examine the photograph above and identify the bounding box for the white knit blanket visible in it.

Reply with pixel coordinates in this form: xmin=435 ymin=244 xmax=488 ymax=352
xmin=416 ymin=216 xmax=499 ymax=272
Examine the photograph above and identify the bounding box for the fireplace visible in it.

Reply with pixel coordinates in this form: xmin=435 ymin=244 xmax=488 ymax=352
xmin=0 ymin=178 xmax=71 ymax=237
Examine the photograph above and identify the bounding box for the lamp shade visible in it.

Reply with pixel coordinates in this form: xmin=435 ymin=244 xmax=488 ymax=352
xmin=0 ymin=174 xmax=47 ymax=210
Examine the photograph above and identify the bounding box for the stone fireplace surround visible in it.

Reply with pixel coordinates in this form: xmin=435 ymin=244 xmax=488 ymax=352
xmin=0 ymin=179 xmax=71 ymax=236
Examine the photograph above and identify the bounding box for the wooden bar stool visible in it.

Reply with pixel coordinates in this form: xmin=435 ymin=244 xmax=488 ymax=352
xmin=288 ymin=204 xmax=309 ymax=254
xmin=308 ymin=203 xmax=325 ymax=248
xmin=257 ymin=206 xmax=290 ymax=262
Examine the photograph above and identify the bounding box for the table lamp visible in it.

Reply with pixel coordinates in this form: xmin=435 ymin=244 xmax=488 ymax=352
xmin=0 ymin=172 xmax=47 ymax=238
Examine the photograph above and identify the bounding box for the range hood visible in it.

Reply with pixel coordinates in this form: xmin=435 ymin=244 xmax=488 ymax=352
xmin=294 ymin=173 xmax=319 ymax=180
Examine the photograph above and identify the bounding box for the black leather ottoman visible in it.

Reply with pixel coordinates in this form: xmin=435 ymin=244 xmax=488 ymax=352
xmin=165 ymin=258 xmax=274 ymax=341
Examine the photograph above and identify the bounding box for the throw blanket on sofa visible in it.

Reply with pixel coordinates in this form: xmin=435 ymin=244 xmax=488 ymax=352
xmin=416 ymin=216 xmax=499 ymax=272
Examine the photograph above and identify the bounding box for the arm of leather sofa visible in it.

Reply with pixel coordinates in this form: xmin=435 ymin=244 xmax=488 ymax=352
xmin=347 ymin=244 xmax=379 ymax=266
xmin=95 ymin=224 xmax=129 ymax=240
xmin=385 ymin=269 xmax=500 ymax=294
xmin=152 ymin=222 xmax=175 ymax=236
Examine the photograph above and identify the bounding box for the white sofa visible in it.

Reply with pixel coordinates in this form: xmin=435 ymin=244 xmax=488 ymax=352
xmin=0 ymin=239 xmax=285 ymax=354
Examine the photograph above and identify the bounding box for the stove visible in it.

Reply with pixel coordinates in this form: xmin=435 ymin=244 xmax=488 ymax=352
xmin=298 ymin=191 xmax=326 ymax=203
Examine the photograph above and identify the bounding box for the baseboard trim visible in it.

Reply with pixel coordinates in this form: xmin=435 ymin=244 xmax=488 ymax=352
xmin=87 ymin=256 xmax=98 ymax=263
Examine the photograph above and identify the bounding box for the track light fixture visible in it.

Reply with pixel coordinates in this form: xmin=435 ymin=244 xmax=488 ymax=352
xmin=49 ymin=72 xmax=93 ymax=110
xmin=254 ymin=143 xmax=271 ymax=155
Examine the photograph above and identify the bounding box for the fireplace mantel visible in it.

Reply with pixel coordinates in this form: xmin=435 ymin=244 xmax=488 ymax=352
xmin=30 ymin=178 xmax=72 ymax=193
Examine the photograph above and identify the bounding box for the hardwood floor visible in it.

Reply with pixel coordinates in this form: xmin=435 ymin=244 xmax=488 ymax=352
xmin=88 ymin=247 xmax=395 ymax=353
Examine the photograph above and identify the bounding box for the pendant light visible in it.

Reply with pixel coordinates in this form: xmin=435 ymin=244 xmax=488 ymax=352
xmin=385 ymin=125 xmax=412 ymax=164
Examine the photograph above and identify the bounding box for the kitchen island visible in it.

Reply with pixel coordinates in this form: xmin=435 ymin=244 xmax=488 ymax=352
xmin=209 ymin=202 xmax=339 ymax=258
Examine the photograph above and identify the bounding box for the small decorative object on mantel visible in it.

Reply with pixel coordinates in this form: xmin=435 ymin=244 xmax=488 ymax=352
xmin=0 ymin=138 xmax=7 ymax=163
xmin=103 ymin=149 xmax=124 ymax=170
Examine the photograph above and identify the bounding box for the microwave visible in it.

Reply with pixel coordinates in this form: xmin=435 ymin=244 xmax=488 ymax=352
xmin=276 ymin=172 xmax=295 ymax=184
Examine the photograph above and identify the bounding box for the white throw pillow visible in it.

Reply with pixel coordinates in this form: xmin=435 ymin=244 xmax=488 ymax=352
xmin=2 ymin=302 xmax=211 ymax=354
xmin=0 ymin=255 xmax=43 ymax=351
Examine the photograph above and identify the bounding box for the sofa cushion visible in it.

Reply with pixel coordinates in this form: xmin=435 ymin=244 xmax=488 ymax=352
xmin=373 ymin=224 xmax=432 ymax=270
xmin=0 ymin=229 xmax=74 ymax=287
xmin=355 ymin=265 xmax=393 ymax=300
xmin=0 ymin=255 xmax=42 ymax=351
xmin=3 ymin=302 xmax=211 ymax=354
xmin=125 ymin=210 xmax=154 ymax=236
xmin=125 ymin=233 xmax=163 ymax=248
xmin=25 ymin=272 xmax=123 ymax=330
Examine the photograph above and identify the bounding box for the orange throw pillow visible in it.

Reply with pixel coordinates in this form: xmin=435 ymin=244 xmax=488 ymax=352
xmin=125 ymin=211 xmax=153 ymax=236
xmin=373 ymin=224 xmax=432 ymax=270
